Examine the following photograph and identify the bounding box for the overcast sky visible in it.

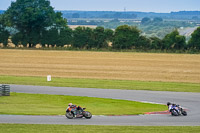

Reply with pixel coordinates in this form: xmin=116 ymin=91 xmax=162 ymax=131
xmin=0 ymin=0 xmax=199 ymax=13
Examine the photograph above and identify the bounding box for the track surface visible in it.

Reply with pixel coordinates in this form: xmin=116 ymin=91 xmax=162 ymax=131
xmin=1 ymin=85 xmax=200 ymax=126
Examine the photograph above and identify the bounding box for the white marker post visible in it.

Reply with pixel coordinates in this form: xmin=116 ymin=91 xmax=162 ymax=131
xmin=47 ymin=75 xmax=51 ymax=82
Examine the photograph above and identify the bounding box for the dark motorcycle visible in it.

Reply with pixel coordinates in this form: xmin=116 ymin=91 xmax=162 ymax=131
xmin=170 ymin=105 xmax=187 ymax=116
xmin=65 ymin=106 xmax=92 ymax=119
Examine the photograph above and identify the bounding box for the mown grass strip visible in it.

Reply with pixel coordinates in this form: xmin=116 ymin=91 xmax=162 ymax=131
xmin=0 ymin=75 xmax=200 ymax=92
xmin=0 ymin=124 xmax=200 ymax=133
xmin=0 ymin=93 xmax=166 ymax=115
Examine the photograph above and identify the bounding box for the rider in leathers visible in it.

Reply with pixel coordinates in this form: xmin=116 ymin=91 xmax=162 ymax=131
xmin=67 ymin=103 xmax=83 ymax=117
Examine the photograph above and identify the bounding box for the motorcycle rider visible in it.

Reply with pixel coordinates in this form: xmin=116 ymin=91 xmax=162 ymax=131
xmin=167 ymin=102 xmax=182 ymax=113
xmin=167 ymin=102 xmax=173 ymax=111
xmin=67 ymin=103 xmax=73 ymax=110
xmin=67 ymin=103 xmax=83 ymax=117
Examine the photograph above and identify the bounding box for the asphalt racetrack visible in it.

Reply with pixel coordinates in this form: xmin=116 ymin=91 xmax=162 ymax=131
xmin=0 ymin=85 xmax=200 ymax=126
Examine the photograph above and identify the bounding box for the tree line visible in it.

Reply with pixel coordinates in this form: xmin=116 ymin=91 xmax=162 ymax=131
xmin=60 ymin=10 xmax=200 ymax=20
xmin=64 ymin=12 xmax=137 ymax=19
xmin=0 ymin=0 xmax=200 ymax=52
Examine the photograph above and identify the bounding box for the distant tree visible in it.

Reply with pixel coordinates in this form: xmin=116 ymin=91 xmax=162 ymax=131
xmin=192 ymin=16 xmax=199 ymax=20
xmin=129 ymin=13 xmax=137 ymax=19
xmin=174 ymin=35 xmax=186 ymax=50
xmin=11 ymin=32 xmax=28 ymax=46
xmin=57 ymin=26 xmax=72 ymax=47
xmin=141 ymin=17 xmax=151 ymax=25
xmin=4 ymin=0 xmax=67 ymax=47
xmin=85 ymin=27 xmax=114 ymax=49
xmin=89 ymin=27 xmax=106 ymax=49
xmin=55 ymin=12 xmax=68 ymax=28
xmin=110 ymin=18 xmax=120 ymax=23
xmin=137 ymin=36 xmax=151 ymax=49
xmin=72 ymin=13 xmax=80 ymax=18
xmin=113 ymin=25 xmax=140 ymax=49
xmin=162 ymin=30 xmax=178 ymax=49
xmin=72 ymin=27 xmax=93 ymax=48
xmin=41 ymin=27 xmax=59 ymax=47
xmin=153 ymin=17 xmax=163 ymax=23
xmin=104 ymin=28 xmax=114 ymax=42
xmin=162 ymin=29 xmax=186 ymax=50
xmin=41 ymin=26 xmax=71 ymax=48
xmin=113 ymin=12 xmax=122 ymax=19
xmin=119 ymin=13 xmax=137 ymax=19
xmin=150 ymin=37 xmax=163 ymax=49
xmin=188 ymin=27 xmax=200 ymax=50
xmin=0 ymin=15 xmax=10 ymax=46
xmin=0 ymin=28 xmax=9 ymax=46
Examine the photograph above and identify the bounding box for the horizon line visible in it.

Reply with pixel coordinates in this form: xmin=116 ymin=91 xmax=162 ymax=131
xmin=0 ymin=9 xmax=200 ymax=14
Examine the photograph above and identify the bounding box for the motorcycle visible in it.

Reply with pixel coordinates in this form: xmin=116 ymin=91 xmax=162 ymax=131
xmin=65 ymin=106 xmax=92 ymax=119
xmin=170 ymin=105 xmax=187 ymax=116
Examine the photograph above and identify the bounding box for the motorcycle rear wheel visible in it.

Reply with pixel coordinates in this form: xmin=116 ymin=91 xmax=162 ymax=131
xmin=83 ymin=111 xmax=92 ymax=119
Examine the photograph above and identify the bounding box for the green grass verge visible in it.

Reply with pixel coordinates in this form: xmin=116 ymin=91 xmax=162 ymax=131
xmin=0 ymin=124 xmax=200 ymax=133
xmin=0 ymin=93 xmax=166 ymax=115
xmin=0 ymin=75 xmax=200 ymax=92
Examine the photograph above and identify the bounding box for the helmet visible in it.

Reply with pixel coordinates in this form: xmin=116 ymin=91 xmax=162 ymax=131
xmin=167 ymin=102 xmax=171 ymax=106
xmin=68 ymin=103 xmax=72 ymax=106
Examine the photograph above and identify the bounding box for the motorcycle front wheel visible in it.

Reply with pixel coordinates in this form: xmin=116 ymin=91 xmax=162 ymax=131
xmin=83 ymin=111 xmax=92 ymax=119
xmin=182 ymin=110 xmax=187 ymax=116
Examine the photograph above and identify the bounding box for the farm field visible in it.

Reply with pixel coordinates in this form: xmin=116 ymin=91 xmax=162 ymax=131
xmin=0 ymin=49 xmax=200 ymax=83
xmin=68 ymin=25 xmax=97 ymax=29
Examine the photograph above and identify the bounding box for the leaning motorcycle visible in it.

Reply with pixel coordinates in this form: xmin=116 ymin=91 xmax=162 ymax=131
xmin=65 ymin=107 xmax=92 ymax=119
xmin=170 ymin=105 xmax=187 ymax=116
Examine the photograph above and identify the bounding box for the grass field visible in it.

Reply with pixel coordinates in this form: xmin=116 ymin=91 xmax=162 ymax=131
xmin=0 ymin=49 xmax=200 ymax=83
xmin=0 ymin=124 xmax=200 ymax=133
xmin=1 ymin=75 xmax=200 ymax=92
xmin=0 ymin=93 xmax=166 ymax=115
